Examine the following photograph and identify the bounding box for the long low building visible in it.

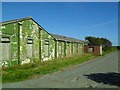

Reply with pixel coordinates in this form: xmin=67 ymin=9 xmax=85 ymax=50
xmin=0 ymin=17 xmax=87 ymax=66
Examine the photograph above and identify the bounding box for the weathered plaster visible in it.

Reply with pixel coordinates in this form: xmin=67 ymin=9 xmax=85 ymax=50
xmin=1 ymin=18 xmax=85 ymax=66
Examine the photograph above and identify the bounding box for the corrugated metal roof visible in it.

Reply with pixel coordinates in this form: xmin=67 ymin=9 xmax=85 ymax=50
xmin=50 ymin=33 xmax=87 ymax=43
xmin=1 ymin=17 xmax=32 ymax=25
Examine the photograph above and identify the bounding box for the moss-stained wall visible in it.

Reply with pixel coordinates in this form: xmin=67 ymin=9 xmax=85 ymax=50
xmin=19 ymin=19 xmax=40 ymax=64
xmin=72 ymin=43 xmax=77 ymax=55
xmin=40 ymin=30 xmax=55 ymax=61
xmin=56 ymin=41 xmax=65 ymax=58
xmin=0 ymin=23 xmax=19 ymax=66
xmin=55 ymin=41 xmax=84 ymax=58
xmin=66 ymin=42 xmax=71 ymax=57
xmin=78 ymin=43 xmax=84 ymax=54
xmin=0 ymin=18 xmax=86 ymax=66
xmin=0 ymin=19 xmax=40 ymax=66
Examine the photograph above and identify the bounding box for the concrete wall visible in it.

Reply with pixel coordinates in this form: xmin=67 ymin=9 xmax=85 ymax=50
xmin=0 ymin=22 xmax=19 ymax=66
xmin=55 ymin=41 xmax=84 ymax=58
xmin=55 ymin=41 xmax=65 ymax=58
xmin=0 ymin=18 xmax=85 ymax=66
xmin=19 ymin=19 xmax=40 ymax=64
xmin=40 ymin=30 xmax=55 ymax=61
xmin=0 ymin=19 xmax=41 ymax=66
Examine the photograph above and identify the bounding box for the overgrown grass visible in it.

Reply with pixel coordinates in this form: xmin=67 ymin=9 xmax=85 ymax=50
xmin=2 ymin=54 xmax=98 ymax=83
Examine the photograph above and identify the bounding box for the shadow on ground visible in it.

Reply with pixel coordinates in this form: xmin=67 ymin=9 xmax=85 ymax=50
xmin=84 ymin=72 xmax=120 ymax=87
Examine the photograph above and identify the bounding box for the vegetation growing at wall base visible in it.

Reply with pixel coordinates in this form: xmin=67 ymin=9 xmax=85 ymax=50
xmin=2 ymin=54 xmax=98 ymax=83
xmin=3 ymin=46 xmax=119 ymax=83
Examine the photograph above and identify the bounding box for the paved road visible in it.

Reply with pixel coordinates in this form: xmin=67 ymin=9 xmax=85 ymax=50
xmin=2 ymin=52 xmax=119 ymax=88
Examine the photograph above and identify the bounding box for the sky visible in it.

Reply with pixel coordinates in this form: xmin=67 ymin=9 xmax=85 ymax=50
xmin=2 ymin=2 xmax=118 ymax=46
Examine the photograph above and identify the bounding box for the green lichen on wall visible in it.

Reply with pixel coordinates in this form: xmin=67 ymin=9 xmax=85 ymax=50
xmin=0 ymin=23 xmax=19 ymax=66
xmin=0 ymin=18 xmax=86 ymax=66
xmin=56 ymin=41 xmax=82 ymax=58
xmin=19 ymin=19 xmax=40 ymax=64
xmin=40 ymin=30 xmax=55 ymax=61
xmin=65 ymin=42 xmax=71 ymax=57
xmin=55 ymin=41 xmax=65 ymax=58
xmin=0 ymin=19 xmax=41 ymax=66
xmin=74 ymin=43 xmax=78 ymax=54
xmin=78 ymin=43 xmax=84 ymax=54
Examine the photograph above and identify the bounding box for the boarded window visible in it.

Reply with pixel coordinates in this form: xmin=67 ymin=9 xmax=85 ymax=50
xmin=44 ymin=41 xmax=49 ymax=57
xmin=88 ymin=47 xmax=94 ymax=53
xmin=80 ymin=44 xmax=82 ymax=49
xmin=79 ymin=44 xmax=83 ymax=53
xmin=0 ymin=37 xmax=10 ymax=61
xmin=58 ymin=43 xmax=62 ymax=55
xmin=27 ymin=39 xmax=33 ymax=58
xmin=73 ymin=44 xmax=76 ymax=54
xmin=67 ymin=43 xmax=70 ymax=55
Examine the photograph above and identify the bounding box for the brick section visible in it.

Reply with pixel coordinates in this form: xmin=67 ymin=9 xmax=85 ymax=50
xmin=84 ymin=45 xmax=102 ymax=55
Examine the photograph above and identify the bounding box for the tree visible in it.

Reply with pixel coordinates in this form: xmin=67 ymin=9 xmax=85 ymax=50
xmin=85 ymin=36 xmax=112 ymax=47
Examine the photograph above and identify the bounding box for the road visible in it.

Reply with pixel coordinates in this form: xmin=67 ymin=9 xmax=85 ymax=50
xmin=2 ymin=52 xmax=119 ymax=88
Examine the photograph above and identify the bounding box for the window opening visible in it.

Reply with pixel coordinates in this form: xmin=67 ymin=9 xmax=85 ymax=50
xmin=27 ymin=39 xmax=33 ymax=58
xmin=45 ymin=40 xmax=49 ymax=57
xmin=0 ymin=37 xmax=10 ymax=61
xmin=88 ymin=47 xmax=94 ymax=53
xmin=58 ymin=43 xmax=62 ymax=55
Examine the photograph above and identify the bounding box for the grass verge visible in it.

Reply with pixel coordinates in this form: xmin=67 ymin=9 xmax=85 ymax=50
xmin=2 ymin=54 xmax=99 ymax=83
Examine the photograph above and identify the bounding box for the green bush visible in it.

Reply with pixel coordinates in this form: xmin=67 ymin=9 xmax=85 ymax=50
xmin=103 ymin=46 xmax=119 ymax=52
xmin=117 ymin=46 xmax=120 ymax=50
xmin=102 ymin=46 xmax=119 ymax=56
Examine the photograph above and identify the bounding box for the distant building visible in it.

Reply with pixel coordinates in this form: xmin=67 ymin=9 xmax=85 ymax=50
xmin=84 ymin=45 xmax=102 ymax=55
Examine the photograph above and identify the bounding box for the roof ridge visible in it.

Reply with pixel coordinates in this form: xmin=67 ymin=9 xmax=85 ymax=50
xmin=1 ymin=16 xmax=32 ymax=25
xmin=50 ymin=33 xmax=73 ymax=39
xmin=50 ymin=33 xmax=86 ymax=43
